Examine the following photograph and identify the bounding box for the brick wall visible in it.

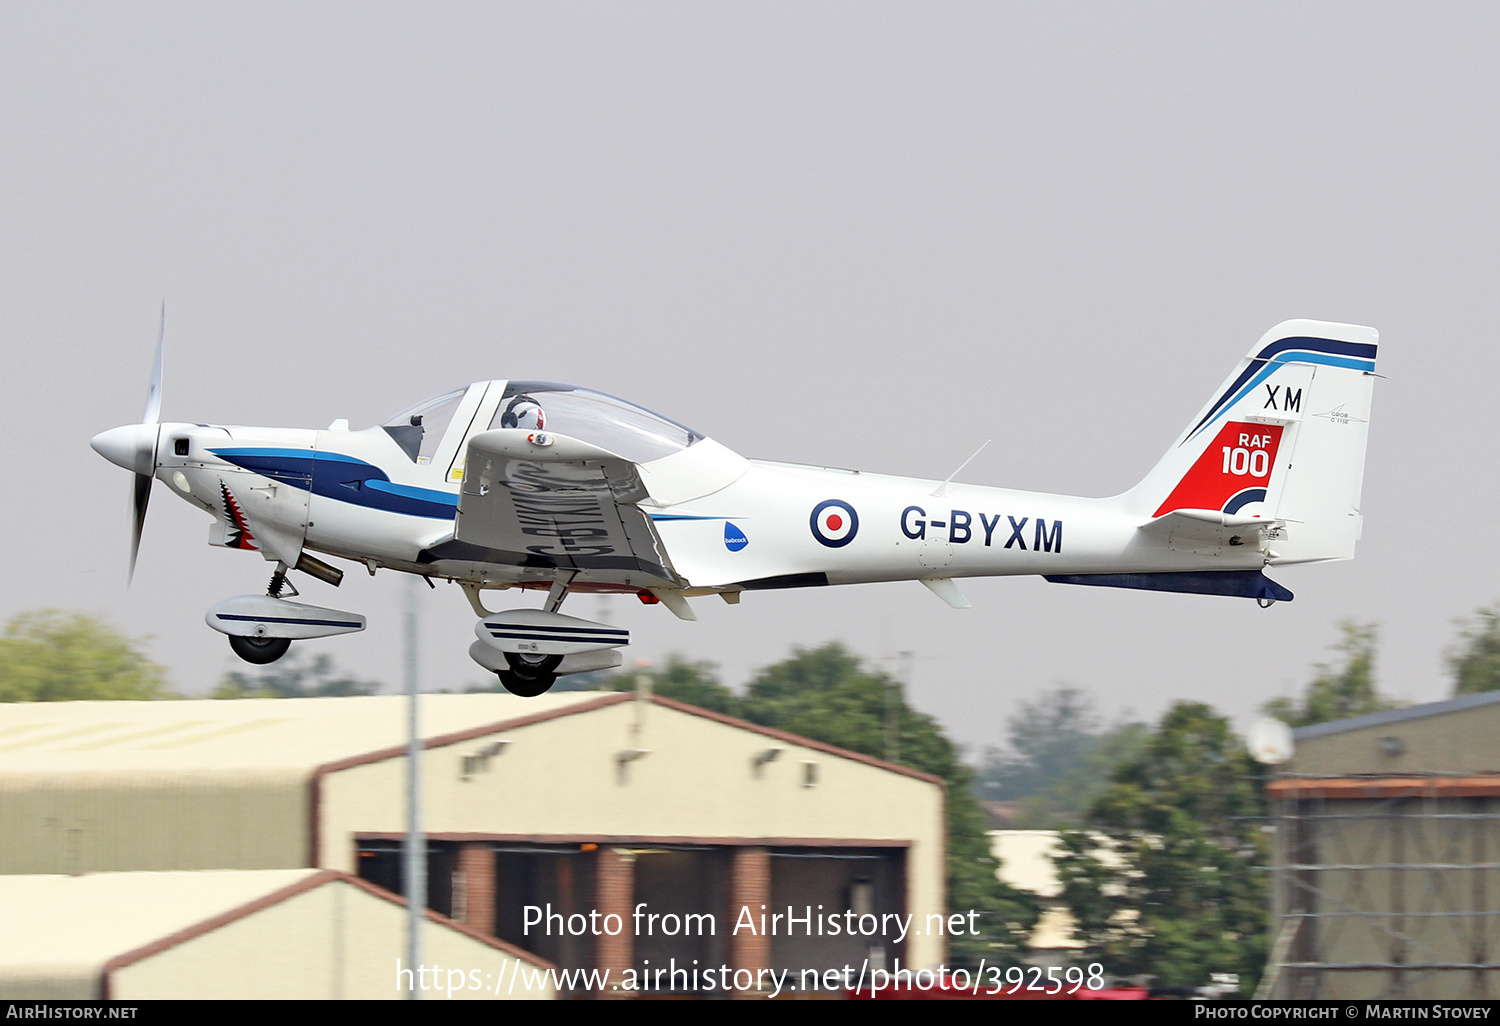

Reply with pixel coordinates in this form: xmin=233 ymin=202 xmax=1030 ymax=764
xmin=595 ymin=846 xmax=635 ymax=997
xmin=729 ymin=845 xmax=771 ymax=997
xmin=454 ymin=842 xmax=496 ymax=936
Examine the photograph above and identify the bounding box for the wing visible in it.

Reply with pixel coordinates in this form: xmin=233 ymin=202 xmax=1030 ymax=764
xmin=420 ymin=428 xmax=683 ymax=589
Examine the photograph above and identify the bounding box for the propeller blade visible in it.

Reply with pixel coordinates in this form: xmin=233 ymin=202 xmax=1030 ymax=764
xmin=129 ymin=304 xmax=164 ymax=584
xmin=142 ymin=301 xmax=163 ymax=425
xmin=129 ymin=471 xmax=152 ymax=584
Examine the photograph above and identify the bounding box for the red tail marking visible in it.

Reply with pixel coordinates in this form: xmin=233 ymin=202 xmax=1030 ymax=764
xmin=1153 ymin=422 xmax=1284 ymax=517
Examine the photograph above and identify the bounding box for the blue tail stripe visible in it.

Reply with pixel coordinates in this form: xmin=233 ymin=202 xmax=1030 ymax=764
xmin=1186 ymin=345 xmax=1376 ymax=443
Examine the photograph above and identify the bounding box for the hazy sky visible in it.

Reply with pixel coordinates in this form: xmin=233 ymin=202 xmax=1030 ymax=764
xmin=5 ymin=3 xmax=1498 ymax=751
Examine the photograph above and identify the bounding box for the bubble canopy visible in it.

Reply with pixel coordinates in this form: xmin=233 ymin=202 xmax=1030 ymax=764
xmin=385 ymin=382 xmax=703 ymax=465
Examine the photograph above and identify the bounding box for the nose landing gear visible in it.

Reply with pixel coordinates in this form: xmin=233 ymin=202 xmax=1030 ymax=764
xmin=207 ymin=562 xmax=368 ymax=665
xmin=228 ymin=568 xmax=295 ymax=664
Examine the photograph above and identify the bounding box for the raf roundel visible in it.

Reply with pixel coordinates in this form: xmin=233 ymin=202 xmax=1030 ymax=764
xmin=810 ymin=499 xmax=859 ymax=548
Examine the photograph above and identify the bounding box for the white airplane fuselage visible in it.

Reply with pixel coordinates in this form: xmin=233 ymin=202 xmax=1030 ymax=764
xmin=92 ymin=318 xmax=1378 ymax=690
xmin=135 ymin=416 xmax=1268 ymax=597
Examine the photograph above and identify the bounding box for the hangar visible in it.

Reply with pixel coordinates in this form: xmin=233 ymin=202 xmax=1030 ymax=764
xmin=0 ymin=689 xmax=947 ymax=997
xmin=1262 ymin=691 xmax=1500 ymax=999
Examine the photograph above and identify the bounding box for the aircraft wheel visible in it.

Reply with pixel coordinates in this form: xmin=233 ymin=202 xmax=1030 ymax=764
xmin=499 ymin=652 xmax=562 ymax=697
xmin=229 ymin=634 xmax=292 ymax=665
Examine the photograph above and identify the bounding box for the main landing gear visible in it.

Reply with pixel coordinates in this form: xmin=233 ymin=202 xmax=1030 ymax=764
xmin=467 ymin=578 xmax=628 ymax=698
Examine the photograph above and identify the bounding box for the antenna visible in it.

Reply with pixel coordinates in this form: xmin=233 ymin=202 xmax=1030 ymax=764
xmin=404 ymin=575 xmax=424 ymax=998
xmin=932 ymin=440 xmax=991 ymax=497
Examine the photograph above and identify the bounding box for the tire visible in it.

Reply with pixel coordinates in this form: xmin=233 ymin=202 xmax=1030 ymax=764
xmin=499 ymin=652 xmax=562 ymax=697
xmin=229 ymin=634 xmax=292 ymax=665
xmin=497 ymin=669 xmax=557 ymax=697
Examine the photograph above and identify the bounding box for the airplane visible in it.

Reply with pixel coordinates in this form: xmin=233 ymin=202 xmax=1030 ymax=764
xmin=90 ymin=317 xmax=1378 ymax=697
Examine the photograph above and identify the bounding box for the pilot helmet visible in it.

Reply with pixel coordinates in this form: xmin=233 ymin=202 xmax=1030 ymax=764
xmin=501 ymin=395 xmax=546 ymax=431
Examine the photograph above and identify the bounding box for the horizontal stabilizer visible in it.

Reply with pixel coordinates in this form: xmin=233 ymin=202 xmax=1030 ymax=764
xmin=1138 ymin=508 xmax=1285 ymax=558
xmin=1141 ymin=508 xmax=1283 ymax=532
xmin=1044 ymin=570 xmax=1294 ymax=602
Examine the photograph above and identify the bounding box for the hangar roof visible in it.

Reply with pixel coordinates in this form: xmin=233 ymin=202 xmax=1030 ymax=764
xmin=0 ymin=869 xmax=553 ymax=1000
xmin=0 ymin=691 xmax=939 ymax=783
xmin=0 ymin=692 xmax=606 ymax=773
xmin=1293 ymin=689 xmax=1500 ymax=740
xmin=0 ymin=868 xmax=321 ymax=974
xmin=1286 ymin=689 xmax=1500 ymax=777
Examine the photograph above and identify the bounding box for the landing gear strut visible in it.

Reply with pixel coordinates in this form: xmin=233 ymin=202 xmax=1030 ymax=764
xmin=226 ymin=565 xmax=298 ymax=665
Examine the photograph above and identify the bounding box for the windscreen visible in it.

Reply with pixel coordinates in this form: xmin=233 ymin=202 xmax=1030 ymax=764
xmin=383 ymin=387 xmax=467 ymax=463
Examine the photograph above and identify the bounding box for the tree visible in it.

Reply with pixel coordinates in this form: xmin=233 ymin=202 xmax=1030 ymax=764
xmin=977 ymin=686 xmax=1147 ymax=828
xmin=738 ymin=643 xmax=1037 ymax=963
xmin=1054 ymin=701 xmax=1267 ymax=992
xmin=980 ymin=686 xmax=1099 ymax=801
xmin=1261 ymin=621 xmax=1395 ymax=727
xmin=0 ymin=610 xmax=173 ymax=701
xmin=213 ymin=651 xmax=381 ymax=699
xmin=1448 ymin=604 xmax=1500 ymax=696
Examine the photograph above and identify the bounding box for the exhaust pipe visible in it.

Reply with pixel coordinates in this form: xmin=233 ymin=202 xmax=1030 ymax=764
xmin=295 ymin=552 xmax=345 ymax=587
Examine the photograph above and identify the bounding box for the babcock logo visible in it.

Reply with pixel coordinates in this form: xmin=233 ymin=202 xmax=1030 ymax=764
xmin=810 ymin=500 xmax=859 ymax=548
xmin=724 ymin=521 xmax=749 ymax=552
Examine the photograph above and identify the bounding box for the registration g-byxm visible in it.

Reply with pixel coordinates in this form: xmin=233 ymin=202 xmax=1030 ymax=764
xmin=91 ymin=318 xmax=1378 ymax=696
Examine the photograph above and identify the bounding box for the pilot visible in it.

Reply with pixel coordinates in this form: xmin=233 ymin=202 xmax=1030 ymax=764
xmin=500 ymin=395 xmax=546 ymax=431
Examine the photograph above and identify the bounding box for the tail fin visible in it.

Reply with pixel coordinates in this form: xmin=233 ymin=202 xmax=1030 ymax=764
xmin=1125 ymin=319 xmax=1379 ymax=563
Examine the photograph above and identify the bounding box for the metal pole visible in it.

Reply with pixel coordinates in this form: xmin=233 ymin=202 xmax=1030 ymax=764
xmin=886 ymin=650 xmax=911 ymax=763
xmin=404 ymin=574 xmax=424 ymax=998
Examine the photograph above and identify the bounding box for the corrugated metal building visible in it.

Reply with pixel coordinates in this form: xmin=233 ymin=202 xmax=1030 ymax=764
xmin=1263 ymin=691 xmax=1500 ymax=999
xmin=0 ymin=869 xmax=552 ymax=999
xmin=0 ymin=691 xmax=947 ymax=997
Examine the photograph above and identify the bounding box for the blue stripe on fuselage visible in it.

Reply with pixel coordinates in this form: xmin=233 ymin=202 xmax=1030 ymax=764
xmin=209 ymin=447 xmax=459 ymax=520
